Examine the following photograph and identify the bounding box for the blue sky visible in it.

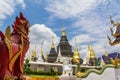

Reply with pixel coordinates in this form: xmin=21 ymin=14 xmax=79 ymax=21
xmin=1 ymin=0 xmax=120 ymax=58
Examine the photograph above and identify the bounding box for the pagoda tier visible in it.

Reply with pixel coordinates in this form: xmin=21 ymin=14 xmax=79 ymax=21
xmin=47 ymin=36 xmax=58 ymax=63
xmin=57 ymin=27 xmax=73 ymax=57
xmin=108 ymin=16 xmax=120 ymax=45
xmin=47 ymin=48 xmax=58 ymax=63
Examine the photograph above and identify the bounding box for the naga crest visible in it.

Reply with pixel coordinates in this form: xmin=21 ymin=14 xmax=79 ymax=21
xmin=11 ymin=12 xmax=30 ymax=39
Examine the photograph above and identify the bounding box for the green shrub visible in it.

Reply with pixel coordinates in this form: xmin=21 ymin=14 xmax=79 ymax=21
xmin=26 ymin=70 xmax=62 ymax=76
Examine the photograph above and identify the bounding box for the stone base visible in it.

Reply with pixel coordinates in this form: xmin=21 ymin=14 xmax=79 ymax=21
xmin=59 ymin=75 xmax=77 ymax=80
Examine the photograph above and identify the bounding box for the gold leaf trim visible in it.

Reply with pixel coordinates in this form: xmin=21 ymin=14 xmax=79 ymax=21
xmin=4 ymin=37 xmax=12 ymax=60
xmin=9 ymin=36 xmax=23 ymax=72
xmin=4 ymin=75 xmax=10 ymax=80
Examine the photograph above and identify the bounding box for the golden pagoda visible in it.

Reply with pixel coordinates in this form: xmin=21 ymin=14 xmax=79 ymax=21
xmin=73 ymin=38 xmax=82 ymax=64
xmin=88 ymin=42 xmax=97 ymax=66
xmin=88 ymin=44 xmax=95 ymax=59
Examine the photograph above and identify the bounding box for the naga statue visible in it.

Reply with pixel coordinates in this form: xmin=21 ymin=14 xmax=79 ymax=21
xmin=0 ymin=12 xmax=30 ymax=80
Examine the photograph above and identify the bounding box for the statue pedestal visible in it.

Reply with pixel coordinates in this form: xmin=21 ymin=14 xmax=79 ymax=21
xmin=59 ymin=75 xmax=77 ymax=80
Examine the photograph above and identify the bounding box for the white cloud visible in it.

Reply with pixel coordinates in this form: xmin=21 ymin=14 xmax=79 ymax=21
xmin=0 ymin=0 xmax=25 ymax=26
xmin=45 ymin=0 xmax=98 ymax=19
xmin=26 ymin=24 xmax=60 ymax=58
xmin=16 ymin=0 xmax=25 ymax=8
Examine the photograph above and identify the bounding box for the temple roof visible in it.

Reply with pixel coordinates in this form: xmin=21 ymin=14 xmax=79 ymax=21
xmin=99 ymin=52 xmax=120 ymax=61
xmin=108 ymin=16 xmax=120 ymax=46
xmin=57 ymin=27 xmax=73 ymax=57
xmin=47 ymin=36 xmax=57 ymax=63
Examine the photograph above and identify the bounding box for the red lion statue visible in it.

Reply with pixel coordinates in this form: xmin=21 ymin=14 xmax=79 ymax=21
xmin=0 ymin=12 xmax=30 ymax=80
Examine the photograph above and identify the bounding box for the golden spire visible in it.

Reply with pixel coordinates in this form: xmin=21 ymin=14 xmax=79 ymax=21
xmin=62 ymin=25 xmax=66 ymax=36
xmin=73 ymin=46 xmax=80 ymax=59
xmin=32 ymin=46 xmax=37 ymax=58
xmin=100 ymin=56 xmax=105 ymax=67
xmin=73 ymin=38 xmax=80 ymax=64
xmin=88 ymin=41 xmax=95 ymax=58
xmin=51 ymin=35 xmax=55 ymax=48
xmin=40 ymin=48 xmax=43 ymax=55
xmin=104 ymin=46 xmax=108 ymax=56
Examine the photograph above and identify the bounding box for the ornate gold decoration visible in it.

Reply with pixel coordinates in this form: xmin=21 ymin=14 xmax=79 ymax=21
xmin=88 ymin=44 xmax=95 ymax=58
xmin=9 ymin=36 xmax=23 ymax=72
xmin=104 ymin=46 xmax=108 ymax=56
xmin=51 ymin=35 xmax=55 ymax=48
xmin=4 ymin=26 xmax=13 ymax=60
xmin=110 ymin=53 xmax=120 ymax=67
xmin=110 ymin=58 xmax=115 ymax=65
xmin=76 ymin=72 xmax=85 ymax=78
xmin=4 ymin=75 xmax=10 ymax=80
xmin=5 ymin=26 xmax=11 ymax=40
xmin=73 ymin=38 xmax=80 ymax=64
xmin=108 ymin=16 xmax=120 ymax=46
xmin=20 ymin=36 xmax=24 ymax=73
xmin=4 ymin=37 xmax=12 ymax=60
xmin=62 ymin=26 xmax=66 ymax=36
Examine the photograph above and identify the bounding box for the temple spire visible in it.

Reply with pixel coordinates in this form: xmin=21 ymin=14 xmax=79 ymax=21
xmin=62 ymin=25 xmax=66 ymax=36
xmin=88 ymin=42 xmax=95 ymax=58
xmin=56 ymin=47 xmax=62 ymax=63
xmin=51 ymin=35 xmax=55 ymax=48
xmin=32 ymin=46 xmax=37 ymax=58
xmin=100 ymin=56 xmax=105 ymax=67
xmin=73 ymin=38 xmax=80 ymax=64
xmin=104 ymin=46 xmax=108 ymax=56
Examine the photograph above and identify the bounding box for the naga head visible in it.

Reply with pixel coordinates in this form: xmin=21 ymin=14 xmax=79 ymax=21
xmin=11 ymin=12 xmax=30 ymax=39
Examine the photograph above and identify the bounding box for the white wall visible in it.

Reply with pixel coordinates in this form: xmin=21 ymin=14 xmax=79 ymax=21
xmin=81 ymin=68 xmax=119 ymax=80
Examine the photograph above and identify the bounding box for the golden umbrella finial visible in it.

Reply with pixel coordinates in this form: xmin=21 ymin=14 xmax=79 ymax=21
xmin=51 ymin=35 xmax=55 ymax=48
xmin=62 ymin=25 xmax=66 ymax=36
xmin=104 ymin=45 xmax=108 ymax=56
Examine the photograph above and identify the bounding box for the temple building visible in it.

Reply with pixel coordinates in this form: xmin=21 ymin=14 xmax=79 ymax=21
xmin=47 ymin=27 xmax=73 ymax=63
xmin=29 ymin=27 xmax=78 ymax=73
xmin=57 ymin=27 xmax=73 ymax=61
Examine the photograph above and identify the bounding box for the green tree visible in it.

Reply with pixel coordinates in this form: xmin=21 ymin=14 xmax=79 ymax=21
xmin=24 ymin=58 xmax=30 ymax=75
